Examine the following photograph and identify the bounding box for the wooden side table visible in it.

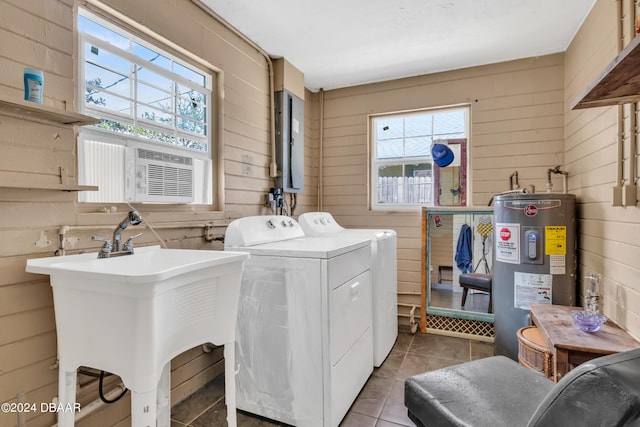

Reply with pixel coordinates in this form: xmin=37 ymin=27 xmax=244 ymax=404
xmin=529 ymin=303 xmax=640 ymax=382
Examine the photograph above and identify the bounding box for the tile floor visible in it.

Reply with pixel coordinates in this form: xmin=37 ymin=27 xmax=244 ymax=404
xmin=170 ymin=328 xmax=495 ymax=426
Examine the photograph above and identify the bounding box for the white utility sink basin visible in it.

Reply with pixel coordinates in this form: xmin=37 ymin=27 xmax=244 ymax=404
xmin=26 ymin=246 xmax=249 ymax=427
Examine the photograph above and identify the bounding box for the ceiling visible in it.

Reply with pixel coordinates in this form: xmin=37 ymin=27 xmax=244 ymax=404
xmin=201 ymin=0 xmax=596 ymax=92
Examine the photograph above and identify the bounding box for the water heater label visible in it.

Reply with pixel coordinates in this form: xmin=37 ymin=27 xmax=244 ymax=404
xmin=495 ymin=223 xmax=520 ymax=264
xmin=524 ymin=205 xmax=538 ymax=216
xmin=513 ymin=272 xmax=552 ymax=309
xmin=549 ymin=255 xmax=566 ymax=275
xmin=545 ymin=226 xmax=566 ymax=255
xmin=504 ymin=199 xmax=562 ymax=212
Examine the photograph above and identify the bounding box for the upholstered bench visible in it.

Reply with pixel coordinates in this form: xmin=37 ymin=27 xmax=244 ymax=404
xmin=405 ymin=347 xmax=640 ymax=427
xmin=459 ymin=273 xmax=492 ymax=312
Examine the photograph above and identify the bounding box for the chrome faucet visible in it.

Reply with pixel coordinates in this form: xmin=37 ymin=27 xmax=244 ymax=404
xmin=113 ymin=209 xmax=143 ymax=252
xmin=92 ymin=210 xmax=143 ymax=258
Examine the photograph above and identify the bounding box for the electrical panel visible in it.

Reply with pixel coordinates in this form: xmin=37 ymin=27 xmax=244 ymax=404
xmin=274 ymin=89 xmax=304 ymax=193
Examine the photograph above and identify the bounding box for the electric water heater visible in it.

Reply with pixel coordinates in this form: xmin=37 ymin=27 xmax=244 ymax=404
xmin=493 ymin=193 xmax=577 ymax=360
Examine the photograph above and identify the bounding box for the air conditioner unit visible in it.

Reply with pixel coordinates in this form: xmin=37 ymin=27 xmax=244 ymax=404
xmin=127 ymin=146 xmax=194 ymax=203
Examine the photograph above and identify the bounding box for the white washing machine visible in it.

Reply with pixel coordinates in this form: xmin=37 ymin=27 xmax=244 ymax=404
xmin=298 ymin=212 xmax=398 ymax=367
xmin=225 ymin=215 xmax=373 ymax=427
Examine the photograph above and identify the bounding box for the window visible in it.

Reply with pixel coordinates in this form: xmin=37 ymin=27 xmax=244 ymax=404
xmin=370 ymin=106 xmax=468 ymax=210
xmin=77 ymin=10 xmax=214 ymax=204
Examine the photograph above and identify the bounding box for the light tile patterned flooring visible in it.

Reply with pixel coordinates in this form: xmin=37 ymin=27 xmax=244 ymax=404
xmin=171 ymin=327 xmax=495 ymax=426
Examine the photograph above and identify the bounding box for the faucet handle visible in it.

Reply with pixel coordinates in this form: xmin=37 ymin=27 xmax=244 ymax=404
xmin=92 ymin=236 xmax=112 ymax=258
xmin=124 ymin=232 xmax=143 ymax=252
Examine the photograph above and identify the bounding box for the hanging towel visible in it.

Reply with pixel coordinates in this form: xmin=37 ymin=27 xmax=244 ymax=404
xmin=455 ymin=224 xmax=473 ymax=274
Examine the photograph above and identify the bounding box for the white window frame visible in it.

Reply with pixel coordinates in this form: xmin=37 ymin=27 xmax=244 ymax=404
xmin=77 ymin=9 xmax=214 ymax=204
xmin=370 ymin=106 xmax=469 ymax=211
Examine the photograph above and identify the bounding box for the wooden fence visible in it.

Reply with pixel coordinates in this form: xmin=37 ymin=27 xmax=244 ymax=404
xmin=377 ymin=176 xmax=433 ymax=204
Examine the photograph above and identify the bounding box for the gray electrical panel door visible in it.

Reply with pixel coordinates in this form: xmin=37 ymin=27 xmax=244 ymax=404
xmin=275 ymin=90 xmax=304 ymax=193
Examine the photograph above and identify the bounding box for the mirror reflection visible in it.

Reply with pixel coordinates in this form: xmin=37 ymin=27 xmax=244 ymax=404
xmin=434 ymin=140 xmax=467 ymax=207
xmin=424 ymin=208 xmax=494 ymax=318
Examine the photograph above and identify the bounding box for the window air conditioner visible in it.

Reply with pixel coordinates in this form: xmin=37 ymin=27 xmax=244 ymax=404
xmin=128 ymin=147 xmax=194 ymax=203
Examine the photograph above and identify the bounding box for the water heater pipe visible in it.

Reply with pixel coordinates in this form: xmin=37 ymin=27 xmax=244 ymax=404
xmin=546 ymin=166 xmax=569 ymax=193
xmin=488 ymin=188 xmax=528 ymax=206
xmin=509 ymin=171 xmax=520 ymax=190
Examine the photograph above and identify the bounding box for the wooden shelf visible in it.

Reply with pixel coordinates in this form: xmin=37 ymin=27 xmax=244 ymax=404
xmin=0 ymin=97 xmax=100 ymax=126
xmin=0 ymin=98 xmax=100 ymax=192
xmin=0 ymin=182 xmax=98 ymax=192
xmin=571 ymin=35 xmax=640 ymax=110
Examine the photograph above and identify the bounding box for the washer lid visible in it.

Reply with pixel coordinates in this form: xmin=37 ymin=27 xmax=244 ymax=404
xmin=336 ymin=228 xmax=397 ymax=241
xmin=298 ymin=212 xmax=344 ymax=235
xmin=229 ymin=235 xmax=370 ymax=259
xmin=299 ymin=212 xmax=396 ymax=241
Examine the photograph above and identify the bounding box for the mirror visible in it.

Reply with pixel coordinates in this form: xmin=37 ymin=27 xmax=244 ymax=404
xmin=434 ymin=139 xmax=467 ymax=207
xmin=422 ymin=207 xmax=495 ymax=322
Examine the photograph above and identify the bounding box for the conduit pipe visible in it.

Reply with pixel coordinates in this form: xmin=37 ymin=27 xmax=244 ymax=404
xmin=190 ymin=0 xmax=279 ymax=178
xmin=628 ymin=100 xmax=638 ymax=204
xmin=627 ymin=0 xmax=638 ymax=205
xmin=318 ymin=88 xmax=325 ymax=210
xmin=613 ymin=0 xmax=625 ymax=205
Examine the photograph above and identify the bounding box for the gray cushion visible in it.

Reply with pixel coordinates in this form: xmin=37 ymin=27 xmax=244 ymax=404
xmin=459 ymin=273 xmax=491 ymax=290
xmin=405 ymin=356 xmax=553 ymax=427
xmin=527 ymin=349 xmax=640 ymax=427
xmin=405 ymin=348 xmax=640 ymax=427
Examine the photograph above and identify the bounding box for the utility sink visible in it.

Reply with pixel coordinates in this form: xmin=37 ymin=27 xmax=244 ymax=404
xmin=26 ymin=246 xmax=249 ymax=427
xmin=27 ymin=245 xmax=247 ymax=285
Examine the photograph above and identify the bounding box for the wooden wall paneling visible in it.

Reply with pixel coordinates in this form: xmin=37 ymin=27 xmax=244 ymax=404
xmin=0 ymin=0 xmax=280 ymax=424
xmin=0 ymin=332 xmax=57 ymax=395
xmin=565 ymin=0 xmax=640 ymax=340
xmin=320 ymin=55 xmax=565 ymax=325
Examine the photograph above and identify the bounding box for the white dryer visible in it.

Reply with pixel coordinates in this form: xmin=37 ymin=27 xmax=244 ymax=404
xmin=225 ymin=216 xmax=373 ymax=427
xmin=298 ymin=212 xmax=397 ymax=367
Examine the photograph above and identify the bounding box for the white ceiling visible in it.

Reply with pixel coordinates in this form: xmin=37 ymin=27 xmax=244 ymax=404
xmin=201 ymin=0 xmax=596 ymax=92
